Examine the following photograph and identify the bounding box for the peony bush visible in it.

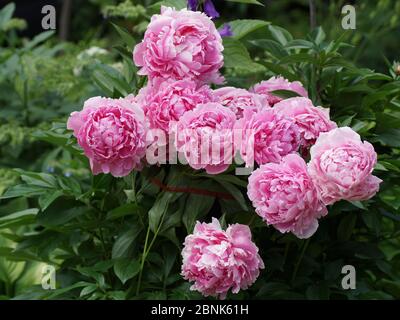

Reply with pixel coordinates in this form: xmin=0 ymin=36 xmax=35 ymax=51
xmin=65 ymin=6 xmax=381 ymax=299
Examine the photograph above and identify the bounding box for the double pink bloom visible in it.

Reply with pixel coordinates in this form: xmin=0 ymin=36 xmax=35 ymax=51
xmin=67 ymin=97 xmax=146 ymax=177
xmin=181 ymin=218 xmax=264 ymax=299
xmin=308 ymin=127 xmax=382 ymax=205
xmin=133 ymin=6 xmax=224 ymax=85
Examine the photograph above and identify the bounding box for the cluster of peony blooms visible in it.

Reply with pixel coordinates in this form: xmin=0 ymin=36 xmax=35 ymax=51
xmin=67 ymin=7 xmax=382 ymax=299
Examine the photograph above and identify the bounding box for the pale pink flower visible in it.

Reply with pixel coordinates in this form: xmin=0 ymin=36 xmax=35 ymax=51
xmin=274 ymin=97 xmax=337 ymax=148
xmin=67 ymin=96 xmax=146 ymax=177
xmin=213 ymin=86 xmax=270 ymax=119
xmin=248 ymin=154 xmax=328 ymax=239
xmin=133 ymin=6 xmax=224 ymax=84
xmin=236 ymin=109 xmax=300 ymax=166
xmin=308 ymin=127 xmax=382 ymax=205
xmin=181 ymin=218 xmax=264 ymax=299
xmin=251 ymin=76 xmax=308 ymax=106
xmin=172 ymin=102 xmax=236 ymax=174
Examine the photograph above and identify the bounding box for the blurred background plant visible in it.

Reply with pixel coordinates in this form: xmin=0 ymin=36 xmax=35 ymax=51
xmin=0 ymin=0 xmax=399 ymax=300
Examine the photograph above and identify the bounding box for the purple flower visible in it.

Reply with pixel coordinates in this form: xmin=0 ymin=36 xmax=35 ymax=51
xmin=218 ymin=23 xmax=233 ymax=37
xmin=187 ymin=0 xmax=220 ymax=19
xmin=204 ymin=0 xmax=220 ymax=19
xmin=187 ymin=0 xmax=198 ymax=11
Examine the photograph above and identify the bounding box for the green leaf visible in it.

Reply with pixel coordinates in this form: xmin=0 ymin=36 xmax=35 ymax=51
xmin=376 ymin=161 xmax=400 ymax=173
xmin=162 ymin=245 xmax=177 ymax=280
xmin=37 ymin=199 xmax=89 ymax=227
xmin=259 ymin=61 xmax=297 ymax=81
xmin=107 ymin=291 xmax=126 ymax=300
xmin=114 ymin=258 xmax=140 ymax=284
xmin=228 ymin=19 xmax=269 ymax=40
xmin=379 ymin=186 xmax=400 ymax=210
xmin=195 ymin=173 xmax=248 ymax=188
xmin=270 ymin=89 xmax=302 ymax=99
xmin=249 ymin=39 xmax=288 ymax=59
xmin=38 ymin=190 xmax=64 ymax=211
xmin=377 ymin=279 xmax=400 ymax=298
xmin=285 ymin=39 xmax=314 ymax=50
xmin=0 ymin=3 xmax=15 ymax=30
xmin=24 ymin=31 xmax=55 ymax=50
xmin=45 ymin=281 xmax=90 ymax=299
xmin=111 ymin=23 xmax=135 ymax=49
xmin=375 ymin=113 xmax=400 ymax=147
xmin=15 ymin=169 xmax=58 ymax=189
xmin=310 ymin=27 xmax=326 ymax=45
xmin=152 ymin=0 xmax=187 ymax=10
xmin=80 ymin=285 xmax=98 ymax=297
xmin=112 ymin=225 xmax=142 ymax=259
xmin=216 ymin=181 xmax=248 ymax=211
xmin=0 ymin=209 xmax=38 ymax=229
xmin=106 ymin=203 xmax=139 ymax=220
xmin=0 ymin=184 xmax=46 ymax=199
xmin=337 ymin=214 xmax=357 ymax=241
xmin=268 ymin=25 xmax=293 ymax=45
xmin=183 ymin=194 xmax=215 ymax=233
xmin=226 ymin=0 xmax=264 ymax=5
xmin=279 ymin=53 xmax=315 ymax=64
xmin=223 ymin=38 xmax=265 ymax=72
xmin=349 ymin=201 xmax=367 ymax=211
xmin=148 ymin=192 xmax=174 ymax=233
xmin=77 ymin=267 xmax=106 ymax=288
xmin=92 ymin=63 xmax=132 ymax=98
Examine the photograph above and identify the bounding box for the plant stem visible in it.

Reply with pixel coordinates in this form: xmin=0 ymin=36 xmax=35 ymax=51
xmin=282 ymin=241 xmax=290 ymax=268
xmin=247 ymin=214 xmax=256 ymax=226
xmin=291 ymin=239 xmax=310 ymax=284
xmin=309 ymin=0 xmax=317 ymax=30
xmin=5 ymin=281 xmax=12 ymax=297
xmin=135 ymin=194 xmax=170 ymax=295
xmin=136 ymin=224 xmax=151 ymax=295
xmin=98 ymin=226 xmax=107 ymax=258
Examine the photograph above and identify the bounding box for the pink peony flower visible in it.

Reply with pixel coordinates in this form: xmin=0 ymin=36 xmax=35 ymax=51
xmin=236 ymin=109 xmax=300 ymax=167
xmin=247 ymin=154 xmax=327 ymax=239
xmin=308 ymin=127 xmax=382 ymax=205
xmin=181 ymin=218 xmax=264 ymax=299
xmin=213 ymin=86 xmax=270 ymax=119
xmin=172 ymin=102 xmax=237 ymax=174
xmin=136 ymin=77 xmax=214 ymax=133
xmin=133 ymin=6 xmax=224 ymax=84
xmin=251 ymin=76 xmax=308 ymax=106
xmin=67 ymin=96 xmax=146 ymax=177
xmin=274 ymin=97 xmax=337 ymax=148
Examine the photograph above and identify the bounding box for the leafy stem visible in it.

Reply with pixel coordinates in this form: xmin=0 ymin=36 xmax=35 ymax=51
xmin=291 ymin=239 xmax=310 ymax=284
xmin=135 ymin=193 xmax=170 ymax=295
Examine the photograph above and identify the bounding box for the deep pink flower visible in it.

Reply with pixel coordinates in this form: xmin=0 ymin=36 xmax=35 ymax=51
xmin=181 ymin=218 xmax=264 ymax=299
xmin=308 ymin=127 xmax=382 ymax=205
xmin=236 ymin=109 xmax=300 ymax=167
xmin=274 ymin=97 xmax=337 ymax=148
xmin=251 ymin=76 xmax=308 ymax=106
xmin=133 ymin=6 xmax=224 ymax=84
xmin=248 ymin=154 xmax=327 ymax=239
xmin=67 ymin=96 xmax=146 ymax=177
xmin=214 ymin=86 xmax=269 ymax=119
xmin=172 ymin=102 xmax=236 ymax=174
xmin=136 ymin=77 xmax=214 ymax=134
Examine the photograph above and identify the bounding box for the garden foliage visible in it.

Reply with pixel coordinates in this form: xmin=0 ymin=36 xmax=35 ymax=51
xmin=0 ymin=0 xmax=399 ymax=300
